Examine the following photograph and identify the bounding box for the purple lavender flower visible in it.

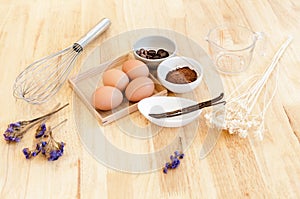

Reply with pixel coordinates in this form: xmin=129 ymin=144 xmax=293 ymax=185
xmin=170 ymin=155 xmax=174 ymax=161
xmin=10 ymin=122 xmax=21 ymax=128
xmin=41 ymin=141 xmax=47 ymax=147
xmin=48 ymin=150 xmax=61 ymax=161
xmin=46 ymin=141 xmax=65 ymax=161
xmin=174 ymin=151 xmax=180 ymax=157
xmin=21 ymin=120 xmax=67 ymax=161
xmin=3 ymin=121 xmax=29 ymax=142
xmin=22 ymin=148 xmax=31 ymax=159
xmin=163 ymin=150 xmax=185 ymax=174
xmin=31 ymin=151 xmax=38 ymax=157
xmin=22 ymin=143 xmax=42 ymax=159
xmin=165 ymin=162 xmax=171 ymax=169
xmin=3 ymin=103 xmax=69 ymax=143
xmin=35 ymin=123 xmax=47 ymax=138
xmin=163 ymin=167 xmax=168 ymax=174
xmin=178 ymin=153 xmax=184 ymax=159
xmin=171 ymin=158 xmax=180 ymax=169
xmin=22 ymin=135 xmax=65 ymax=161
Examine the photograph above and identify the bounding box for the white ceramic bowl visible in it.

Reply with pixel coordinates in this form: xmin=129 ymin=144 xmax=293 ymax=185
xmin=138 ymin=96 xmax=202 ymax=128
xmin=157 ymin=56 xmax=203 ymax=93
xmin=133 ymin=35 xmax=177 ymax=69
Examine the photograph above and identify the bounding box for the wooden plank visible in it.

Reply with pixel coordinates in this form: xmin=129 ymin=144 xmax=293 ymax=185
xmin=0 ymin=0 xmax=300 ymax=198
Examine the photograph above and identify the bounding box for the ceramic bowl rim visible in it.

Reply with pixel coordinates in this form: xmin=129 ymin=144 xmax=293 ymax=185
xmin=157 ymin=56 xmax=203 ymax=93
xmin=132 ymin=35 xmax=177 ymax=63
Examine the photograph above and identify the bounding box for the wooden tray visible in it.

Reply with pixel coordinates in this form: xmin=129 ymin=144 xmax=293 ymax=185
xmin=69 ymin=52 xmax=168 ymax=125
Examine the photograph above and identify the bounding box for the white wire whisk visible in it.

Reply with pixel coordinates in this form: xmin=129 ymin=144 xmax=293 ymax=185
xmin=13 ymin=18 xmax=111 ymax=104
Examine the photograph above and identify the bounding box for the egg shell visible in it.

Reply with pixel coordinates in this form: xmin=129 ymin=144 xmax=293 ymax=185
xmin=102 ymin=69 xmax=129 ymax=91
xmin=122 ymin=59 xmax=149 ymax=80
xmin=92 ymin=86 xmax=123 ymax=111
xmin=125 ymin=76 xmax=154 ymax=102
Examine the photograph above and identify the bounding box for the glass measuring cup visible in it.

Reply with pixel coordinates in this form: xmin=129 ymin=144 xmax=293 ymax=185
xmin=206 ymin=25 xmax=263 ymax=74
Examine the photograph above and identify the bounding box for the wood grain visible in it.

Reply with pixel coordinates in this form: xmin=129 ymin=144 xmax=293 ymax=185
xmin=0 ymin=0 xmax=300 ymax=198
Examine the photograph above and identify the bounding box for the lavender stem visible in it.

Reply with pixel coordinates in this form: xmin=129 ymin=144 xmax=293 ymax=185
xmin=28 ymin=103 xmax=69 ymax=123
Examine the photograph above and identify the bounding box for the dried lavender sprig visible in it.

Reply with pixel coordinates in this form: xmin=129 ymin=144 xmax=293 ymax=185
xmin=41 ymin=120 xmax=67 ymax=161
xmin=23 ymin=143 xmax=42 ymax=159
xmin=27 ymin=103 xmax=69 ymax=123
xmin=3 ymin=103 xmax=69 ymax=142
xmin=23 ymin=119 xmax=67 ymax=161
xmin=4 ymin=119 xmax=48 ymax=142
xmin=163 ymin=151 xmax=184 ymax=174
xmin=43 ymin=138 xmax=65 ymax=161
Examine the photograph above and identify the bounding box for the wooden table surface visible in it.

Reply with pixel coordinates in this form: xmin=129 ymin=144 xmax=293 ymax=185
xmin=1 ymin=1 xmax=300 ymax=198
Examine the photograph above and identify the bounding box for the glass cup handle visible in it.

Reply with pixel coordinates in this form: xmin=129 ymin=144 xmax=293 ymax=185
xmin=255 ymin=31 xmax=267 ymax=57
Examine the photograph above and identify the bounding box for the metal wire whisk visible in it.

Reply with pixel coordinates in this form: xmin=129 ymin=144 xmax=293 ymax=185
xmin=13 ymin=18 xmax=111 ymax=104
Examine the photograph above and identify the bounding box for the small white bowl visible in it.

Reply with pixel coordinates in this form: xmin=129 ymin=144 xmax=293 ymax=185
xmin=133 ymin=35 xmax=177 ymax=69
xmin=138 ymin=96 xmax=202 ymax=128
xmin=157 ymin=56 xmax=203 ymax=93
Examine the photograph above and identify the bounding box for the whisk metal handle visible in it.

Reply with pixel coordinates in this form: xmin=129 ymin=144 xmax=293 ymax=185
xmin=75 ymin=18 xmax=111 ymax=49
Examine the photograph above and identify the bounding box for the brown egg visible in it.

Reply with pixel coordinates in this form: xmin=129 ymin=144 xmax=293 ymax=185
xmin=125 ymin=77 xmax=154 ymax=102
xmin=122 ymin=59 xmax=149 ymax=80
xmin=102 ymin=69 xmax=129 ymax=91
xmin=92 ymin=86 xmax=123 ymax=111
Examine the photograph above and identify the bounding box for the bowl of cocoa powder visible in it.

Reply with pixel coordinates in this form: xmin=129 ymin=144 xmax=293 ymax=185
xmin=157 ymin=56 xmax=203 ymax=93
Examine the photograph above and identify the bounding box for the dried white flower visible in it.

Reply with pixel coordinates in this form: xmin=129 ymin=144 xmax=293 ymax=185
xmin=205 ymin=37 xmax=293 ymax=139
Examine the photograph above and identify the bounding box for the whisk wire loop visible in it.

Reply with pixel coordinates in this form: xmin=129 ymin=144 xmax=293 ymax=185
xmin=13 ymin=18 xmax=111 ymax=104
xmin=28 ymin=49 xmax=80 ymax=103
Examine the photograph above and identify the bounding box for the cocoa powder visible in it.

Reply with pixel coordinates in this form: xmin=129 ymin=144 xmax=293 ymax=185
xmin=165 ymin=66 xmax=198 ymax=84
